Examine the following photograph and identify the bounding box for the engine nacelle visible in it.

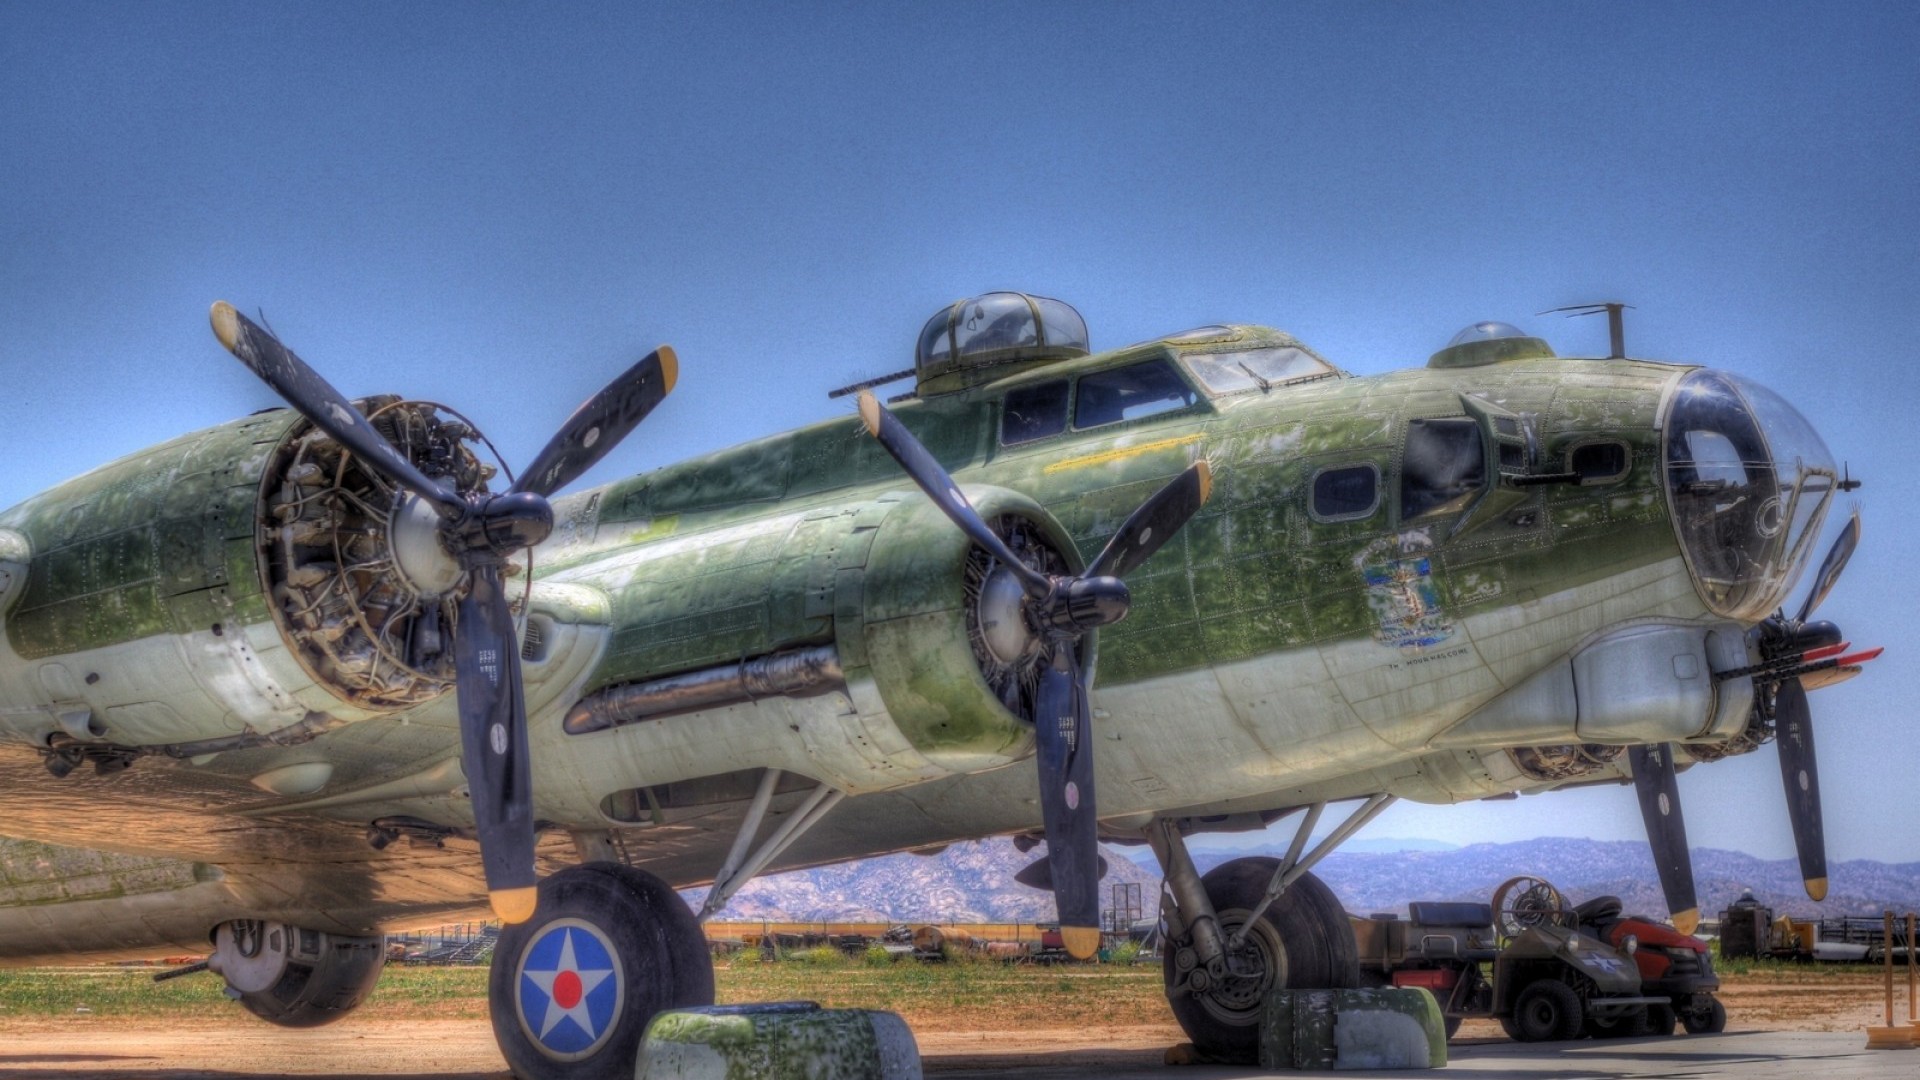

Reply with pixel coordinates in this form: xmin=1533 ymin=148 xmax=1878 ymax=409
xmin=0 ymin=399 xmax=479 ymax=752
xmin=835 ymin=486 xmax=1079 ymax=775
xmin=208 ymin=919 xmax=386 ymax=1028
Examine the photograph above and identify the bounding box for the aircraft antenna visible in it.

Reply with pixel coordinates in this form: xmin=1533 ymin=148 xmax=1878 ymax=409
xmin=1541 ymin=301 xmax=1633 ymax=359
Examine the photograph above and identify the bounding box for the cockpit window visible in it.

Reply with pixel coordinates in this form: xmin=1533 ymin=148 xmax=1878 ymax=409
xmin=1400 ymin=419 xmax=1485 ymax=521
xmin=1183 ymin=347 xmax=1334 ymax=395
xmin=1001 ymin=380 xmax=1070 ymax=446
xmin=1074 ymin=359 xmax=1198 ymax=429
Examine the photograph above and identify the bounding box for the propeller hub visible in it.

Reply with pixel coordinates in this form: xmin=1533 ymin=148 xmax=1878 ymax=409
xmin=467 ymin=491 xmax=555 ymax=557
xmin=388 ymin=492 xmax=466 ymax=598
xmin=1044 ymin=575 xmax=1131 ymax=633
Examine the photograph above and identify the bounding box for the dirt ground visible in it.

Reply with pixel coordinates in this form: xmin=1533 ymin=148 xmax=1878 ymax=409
xmin=0 ymin=973 xmax=1905 ymax=1077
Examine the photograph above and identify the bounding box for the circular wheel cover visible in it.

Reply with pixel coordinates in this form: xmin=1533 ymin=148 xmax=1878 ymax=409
xmin=514 ymin=918 xmax=627 ymax=1061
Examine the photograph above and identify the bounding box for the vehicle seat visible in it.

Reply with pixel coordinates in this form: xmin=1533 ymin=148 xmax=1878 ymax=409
xmin=1572 ymin=895 xmax=1623 ymax=925
xmin=1407 ymin=901 xmax=1494 ymax=929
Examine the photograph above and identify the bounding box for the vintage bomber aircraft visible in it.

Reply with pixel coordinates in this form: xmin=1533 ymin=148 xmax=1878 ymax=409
xmin=0 ymin=291 xmax=1873 ymax=1073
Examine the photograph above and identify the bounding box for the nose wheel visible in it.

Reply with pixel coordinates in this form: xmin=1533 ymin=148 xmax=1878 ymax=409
xmin=488 ymin=863 xmax=714 ymax=1080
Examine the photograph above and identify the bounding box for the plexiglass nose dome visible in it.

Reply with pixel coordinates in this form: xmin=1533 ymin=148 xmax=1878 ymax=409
xmin=915 ymin=292 xmax=1090 ymax=396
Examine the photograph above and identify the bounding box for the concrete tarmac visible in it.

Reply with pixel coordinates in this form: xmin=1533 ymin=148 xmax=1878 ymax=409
xmin=925 ymin=1032 xmax=1913 ymax=1079
xmin=0 ymin=1025 xmax=1910 ymax=1078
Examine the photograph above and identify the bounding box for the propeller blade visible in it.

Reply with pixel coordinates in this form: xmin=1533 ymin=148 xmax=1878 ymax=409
xmin=1033 ymin=645 xmax=1101 ymax=959
xmin=1628 ymin=744 xmax=1699 ymax=934
xmin=1796 ymin=508 xmax=1859 ymax=624
xmin=856 ymin=392 xmax=1049 ymax=595
xmin=1013 ymin=852 xmax=1110 ymax=892
xmin=512 ymin=346 xmax=679 ymax=498
xmin=1773 ymin=677 xmax=1828 ymax=901
xmin=210 ymin=302 xmax=464 ymax=516
xmin=454 ymin=564 xmax=538 ymax=923
xmin=1087 ymin=461 xmax=1213 ymax=580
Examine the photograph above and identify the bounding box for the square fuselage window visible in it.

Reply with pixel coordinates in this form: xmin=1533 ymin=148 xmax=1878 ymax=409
xmin=1312 ymin=464 xmax=1379 ymax=521
xmin=1074 ymin=360 xmax=1197 ymax=429
xmin=1001 ymin=380 xmax=1069 ymax=445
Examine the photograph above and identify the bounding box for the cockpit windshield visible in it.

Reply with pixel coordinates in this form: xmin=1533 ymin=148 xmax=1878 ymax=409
xmin=1664 ymin=369 xmax=1836 ymax=621
xmin=1182 ymin=346 xmax=1334 ymax=395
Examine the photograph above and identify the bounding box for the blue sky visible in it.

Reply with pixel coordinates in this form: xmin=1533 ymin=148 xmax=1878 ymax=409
xmin=3 ymin=3 xmax=1916 ymax=861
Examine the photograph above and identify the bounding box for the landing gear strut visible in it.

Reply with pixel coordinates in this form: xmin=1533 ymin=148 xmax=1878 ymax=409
xmin=488 ymin=862 xmax=714 ymax=1080
xmin=1150 ymin=819 xmax=1361 ymax=1061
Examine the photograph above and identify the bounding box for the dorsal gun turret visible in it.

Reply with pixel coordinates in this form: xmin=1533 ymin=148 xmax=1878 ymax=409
xmin=915 ymin=292 xmax=1089 ymax=397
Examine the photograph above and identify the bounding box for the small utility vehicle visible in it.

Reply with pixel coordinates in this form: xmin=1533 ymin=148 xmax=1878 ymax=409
xmin=1353 ymin=875 xmax=1719 ymax=1041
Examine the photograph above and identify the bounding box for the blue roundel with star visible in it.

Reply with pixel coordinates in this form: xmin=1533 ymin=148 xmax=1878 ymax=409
xmin=514 ymin=918 xmax=626 ymax=1061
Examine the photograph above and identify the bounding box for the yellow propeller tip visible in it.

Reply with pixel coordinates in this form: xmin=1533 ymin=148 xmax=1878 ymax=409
xmin=856 ymin=390 xmax=882 ymax=438
xmin=490 ymin=886 xmax=539 ymax=924
xmin=1672 ymin=908 xmax=1700 ymax=936
xmin=1805 ymin=876 xmax=1829 ymax=902
xmin=209 ymin=301 xmax=240 ymax=353
xmin=656 ymin=344 xmax=679 ymax=395
xmin=1194 ymin=459 xmax=1213 ymax=505
xmin=1060 ymin=925 xmax=1102 ymax=960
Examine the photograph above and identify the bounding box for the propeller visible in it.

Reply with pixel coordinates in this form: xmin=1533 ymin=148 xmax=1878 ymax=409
xmin=1761 ymin=506 xmax=1864 ymax=903
xmin=1627 ymin=744 xmax=1698 ymax=934
xmin=1628 ymin=507 xmax=1872 ymax=926
xmin=211 ymin=302 xmax=676 ymax=922
xmin=857 ymin=391 xmax=1211 ymax=959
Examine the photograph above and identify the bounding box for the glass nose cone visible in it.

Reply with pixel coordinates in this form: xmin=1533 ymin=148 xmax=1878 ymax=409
xmin=1664 ymin=369 xmax=1837 ymax=621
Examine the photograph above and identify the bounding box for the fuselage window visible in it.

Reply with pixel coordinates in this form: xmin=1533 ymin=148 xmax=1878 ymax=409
xmin=1569 ymin=441 xmax=1631 ymax=484
xmin=1074 ymin=359 xmax=1197 ymax=429
xmin=1001 ymin=380 xmax=1070 ymax=445
xmin=1401 ymin=418 xmax=1485 ymax=521
xmin=1311 ymin=464 xmax=1379 ymax=521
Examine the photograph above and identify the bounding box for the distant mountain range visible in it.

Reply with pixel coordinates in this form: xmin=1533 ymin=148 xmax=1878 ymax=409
xmin=691 ymin=835 xmax=1920 ymax=924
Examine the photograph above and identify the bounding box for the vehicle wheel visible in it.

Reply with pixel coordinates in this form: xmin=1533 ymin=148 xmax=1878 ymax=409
xmin=1647 ymin=1002 xmax=1678 ymax=1036
xmin=1498 ymin=1014 xmax=1521 ymax=1041
xmin=1681 ymin=995 xmax=1727 ymax=1034
xmin=1162 ymin=860 xmax=1359 ymax=1062
xmin=1512 ymin=979 xmax=1583 ymax=1042
xmin=1583 ymin=1004 xmax=1650 ymax=1039
xmin=489 ymin=862 xmax=715 ymax=1080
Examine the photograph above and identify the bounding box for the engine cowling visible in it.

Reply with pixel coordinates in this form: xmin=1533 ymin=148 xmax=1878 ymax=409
xmin=0 ymin=399 xmax=479 ymax=751
xmin=835 ymin=485 xmax=1079 ymax=776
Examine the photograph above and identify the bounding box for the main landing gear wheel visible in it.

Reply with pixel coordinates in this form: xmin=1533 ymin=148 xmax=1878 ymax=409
xmin=489 ymin=863 xmax=714 ymax=1080
xmin=1162 ymin=858 xmax=1359 ymax=1061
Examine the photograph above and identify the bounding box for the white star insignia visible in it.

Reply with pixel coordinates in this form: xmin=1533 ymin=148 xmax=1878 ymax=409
xmin=522 ymin=928 xmax=615 ymax=1040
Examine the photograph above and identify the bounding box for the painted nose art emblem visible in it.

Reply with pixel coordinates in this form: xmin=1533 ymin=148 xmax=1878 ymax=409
xmin=515 ymin=919 xmax=624 ymax=1060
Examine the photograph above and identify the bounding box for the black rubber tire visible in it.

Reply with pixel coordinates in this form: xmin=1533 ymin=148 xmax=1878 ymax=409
xmin=1512 ymin=979 xmax=1583 ymax=1042
xmin=236 ymin=932 xmax=386 ymax=1028
xmin=1583 ymin=1004 xmax=1651 ymax=1039
xmin=488 ymin=863 xmax=715 ymax=1080
xmin=1498 ymin=1014 xmax=1521 ymax=1041
xmin=1647 ymin=1002 xmax=1679 ymax=1036
xmin=1681 ymin=995 xmax=1727 ymax=1034
xmin=1162 ymin=860 xmax=1359 ymax=1063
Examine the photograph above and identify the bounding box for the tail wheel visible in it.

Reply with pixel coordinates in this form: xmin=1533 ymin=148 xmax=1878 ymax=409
xmin=1512 ymin=979 xmax=1583 ymax=1042
xmin=1162 ymin=858 xmax=1358 ymax=1061
xmin=488 ymin=863 xmax=714 ymax=1080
